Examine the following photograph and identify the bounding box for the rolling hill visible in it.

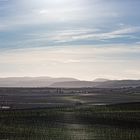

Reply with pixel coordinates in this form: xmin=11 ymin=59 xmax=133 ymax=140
xmin=50 ymin=80 xmax=140 ymax=88
xmin=0 ymin=77 xmax=139 ymax=88
xmin=0 ymin=77 xmax=78 ymax=87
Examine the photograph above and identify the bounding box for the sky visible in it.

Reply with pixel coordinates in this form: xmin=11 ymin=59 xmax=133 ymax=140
xmin=0 ymin=0 xmax=140 ymax=80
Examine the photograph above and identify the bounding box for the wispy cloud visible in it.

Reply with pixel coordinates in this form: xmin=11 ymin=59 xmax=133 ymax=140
xmin=0 ymin=0 xmax=125 ymax=31
xmin=47 ymin=26 xmax=140 ymax=43
xmin=1 ymin=25 xmax=138 ymax=51
xmin=1 ymin=44 xmax=140 ymax=64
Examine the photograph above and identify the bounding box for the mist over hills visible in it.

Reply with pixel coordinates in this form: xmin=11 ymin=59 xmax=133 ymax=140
xmin=0 ymin=77 xmax=78 ymax=87
xmin=0 ymin=77 xmax=140 ymax=88
xmin=93 ymin=78 xmax=110 ymax=82
xmin=50 ymin=80 xmax=140 ymax=88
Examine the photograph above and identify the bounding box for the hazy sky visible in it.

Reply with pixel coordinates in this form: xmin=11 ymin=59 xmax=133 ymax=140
xmin=0 ymin=0 xmax=140 ymax=80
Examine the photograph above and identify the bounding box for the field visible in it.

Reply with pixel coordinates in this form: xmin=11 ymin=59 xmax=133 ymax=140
xmin=0 ymin=87 xmax=140 ymax=140
xmin=0 ymin=87 xmax=140 ymax=109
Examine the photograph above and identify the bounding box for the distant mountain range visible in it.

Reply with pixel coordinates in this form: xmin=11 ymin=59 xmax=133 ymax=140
xmin=50 ymin=80 xmax=140 ymax=88
xmin=0 ymin=77 xmax=78 ymax=87
xmin=0 ymin=77 xmax=140 ymax=88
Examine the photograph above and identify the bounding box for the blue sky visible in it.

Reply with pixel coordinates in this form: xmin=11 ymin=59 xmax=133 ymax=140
xmin=0 ymin=0 xmax=140 ymax=80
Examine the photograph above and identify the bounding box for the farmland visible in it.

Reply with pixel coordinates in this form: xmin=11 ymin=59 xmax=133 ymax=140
xmin=0 ymin=87 xmax=140 ymax=109
xmin=0 ymin=87 xmax=140 ymax=139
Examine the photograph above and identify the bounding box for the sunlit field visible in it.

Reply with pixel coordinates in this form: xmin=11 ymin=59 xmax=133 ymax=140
xmin=0 ymin=103 xmax=140 ymax=140
xmin=0 ymin=88 xmax=140 ymax=140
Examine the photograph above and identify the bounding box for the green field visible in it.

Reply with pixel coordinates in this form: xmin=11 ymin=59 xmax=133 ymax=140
xmin=0 ymin=103 xmax=140 ymax=140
